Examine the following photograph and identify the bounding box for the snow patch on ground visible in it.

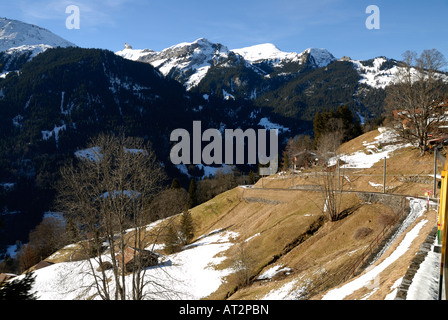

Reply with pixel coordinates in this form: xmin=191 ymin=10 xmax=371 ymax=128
xmin=406 ymin=236 xmax=440 ymax=300
xmin=258 ymin=117 xmax=290 ymax=133
xmin=330 ymin=127 xmax=412 ymax=169
xmin=25 ymin=227 xmax=238 ymax=300
xmin=260 ymin=279 xmax=304 ymax=300
xmin=257 ymin=265 xmax=292 ymax=281
xmin=74 ymin=146 xmax=102 ymax=162
xmin=41 ymin=124 xmax=66 ymax=147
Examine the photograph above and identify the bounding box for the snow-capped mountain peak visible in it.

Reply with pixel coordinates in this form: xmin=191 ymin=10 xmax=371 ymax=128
xmin=349 ymin=56 xmax=400 ymax=89
xmin=115 ymin=46 xmax=157 ymax=62
xmin=116 ymin=40 xmax=339 ymax=92
xmin=0 ymin=17 xmax=76 ymax=75
xmin=231 ymin=43 xmax=297 ymax=64
xmin=303 ymin=48 xmax=336 ymax=68
xmin=116 ymin=38 xmax=230 ymax=90
xmin=166 ymin=37 xmax=224 ymax=51
xmin=0 ymin=17 xmax=75 ymax=52
xmin=231 ymin=44 xmax=336 ymax=69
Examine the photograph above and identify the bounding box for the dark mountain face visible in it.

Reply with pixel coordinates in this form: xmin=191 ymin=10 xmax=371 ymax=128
xmin=0 ymin=47 xmax=293 ymax=248
xmin=0 ymin=48 xmax=183 ymax=156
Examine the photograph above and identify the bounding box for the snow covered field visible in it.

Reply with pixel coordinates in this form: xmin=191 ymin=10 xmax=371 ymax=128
xmin=23 ymin=228 xmax=238 ymax=300
xmin=330 ymin=127 xmax=413 ymax=169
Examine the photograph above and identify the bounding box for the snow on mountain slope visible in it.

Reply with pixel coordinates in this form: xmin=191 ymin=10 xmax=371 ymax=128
xmin=0 ymin=17 xmax=75 ymax=52
xmin=0 ymin=18 xmax=76 ymax=74
xmin=3 ymin=44 xmax=53 ymax=59
xmin=350 ymin=57 xmax=400 ymax=89
xmin=304 ymin=48 xmax=337 ymax=68
xmin=116 ymin=39 xmax=337 ymax=91
xmin=349 ymin=55 xmax=448 ymax=90
xmin=231 ymin=43 xmax=299 ymax=65
xmin=231 ymin=44 xmax=336 ymax=69
xmin=116 ymin=38 xmax=230 ymax=90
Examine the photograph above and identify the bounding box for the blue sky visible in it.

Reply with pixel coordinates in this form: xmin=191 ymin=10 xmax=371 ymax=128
xmin=1 ymin=0 xmax=447 ymax=62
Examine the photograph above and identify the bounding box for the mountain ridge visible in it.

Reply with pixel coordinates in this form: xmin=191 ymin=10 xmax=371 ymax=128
xmin=116 ymin=38 xmax=341 ymax=90
xmin=0 ymin=17 xmax=75 ymax=75
xmin=0 ymin=17 xmax=75 ymax=52
xmin=114 ymin=38 xmax=403 ymax=121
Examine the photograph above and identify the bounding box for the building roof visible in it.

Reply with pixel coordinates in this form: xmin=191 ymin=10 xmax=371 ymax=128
xmin=34 ymin=261 xmax=54 ymax=270
xmin=0 ymin=273 xmax=17 ymax=283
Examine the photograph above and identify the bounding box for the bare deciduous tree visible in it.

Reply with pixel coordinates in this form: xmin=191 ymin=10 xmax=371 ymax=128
xmin=316 ymin=130 xmax=343 ymax=163
xmin=386 ymin=49 xmax=447 ymax=155
xmin=16 ymin=216 xmax=67 ymax=272
xmin=147 ymin=187 xmax=188 ymax=222
xmin=55 ymin=133 xmax=166 ymax=300
xmin=316 ymin=164 xmax=344 ymax=222
xmin=231 ymin=241 xmax=255 ymax=288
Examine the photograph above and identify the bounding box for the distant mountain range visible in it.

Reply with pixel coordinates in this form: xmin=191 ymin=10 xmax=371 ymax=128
xmin=115 ymin=37 xmax=403 ymax=123
xmin=116 ymin=39 xmax=337 ymax=90
xmin=0 ymin=17 xmax=402 ymax=124
xmin=115 ymin=37 xmax=400 ymax=91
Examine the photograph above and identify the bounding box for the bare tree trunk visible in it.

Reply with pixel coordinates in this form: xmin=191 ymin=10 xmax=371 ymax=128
xmin=318 ymin=166 xmax=344 ymax=222
xmin=55 ymin=133 xmax=165 ymax=300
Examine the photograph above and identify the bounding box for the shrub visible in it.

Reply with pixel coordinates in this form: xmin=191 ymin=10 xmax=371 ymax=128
xmin=377 ymin=213 xmax=396 ymax=227
xmin=353 ymin=227 xmax=373 ymax=240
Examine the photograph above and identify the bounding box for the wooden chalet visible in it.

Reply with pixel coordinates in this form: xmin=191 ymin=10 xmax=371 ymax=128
xmin=115 ymin=246 xmax=158 ymax=273
xmin=0 ymin=273 xmax=17 ymax=283
xmin=293 ymin=150 xmax=320 ymax=169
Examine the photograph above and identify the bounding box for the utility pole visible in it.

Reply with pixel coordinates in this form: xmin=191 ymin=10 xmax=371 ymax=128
xmin=435 ymin=148 xmax=438 ymax=198
xmin=337 ymin=159 xmax=340 ymax=191
xmin=383 ymin=157 xmax=386 ymax=193
xmin=291 ymin=164 xmax=294 ymax=188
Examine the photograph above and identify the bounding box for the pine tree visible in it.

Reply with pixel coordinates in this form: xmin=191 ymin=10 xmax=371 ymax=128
xmin=187 ymin=178 xmax=197 ymax=209
xmin=0 ymin=272 xmax=37 ymax=300
xmin=313 ymin=111 xmax=328 ymax=148
xmin=171 ymin=178 xmax=181 ymax=189
xmin=248 ymin=170 xmax=255 ymax=185
xmin=281 ymin=150 xmax=290 ymax=171
xmin=336 ymin=105 xmax=363 ymax=142
xmin=313 ymin=106 xmax=362 ymax=148
xmin=164 ymin=220 xmax=181 ymax=254
xmin=180 ymin=210 xmax=194 ymax=245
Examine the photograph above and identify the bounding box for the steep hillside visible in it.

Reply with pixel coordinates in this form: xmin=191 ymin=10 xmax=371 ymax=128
xmin=18 ymin=127 xmax=442 ymax=300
